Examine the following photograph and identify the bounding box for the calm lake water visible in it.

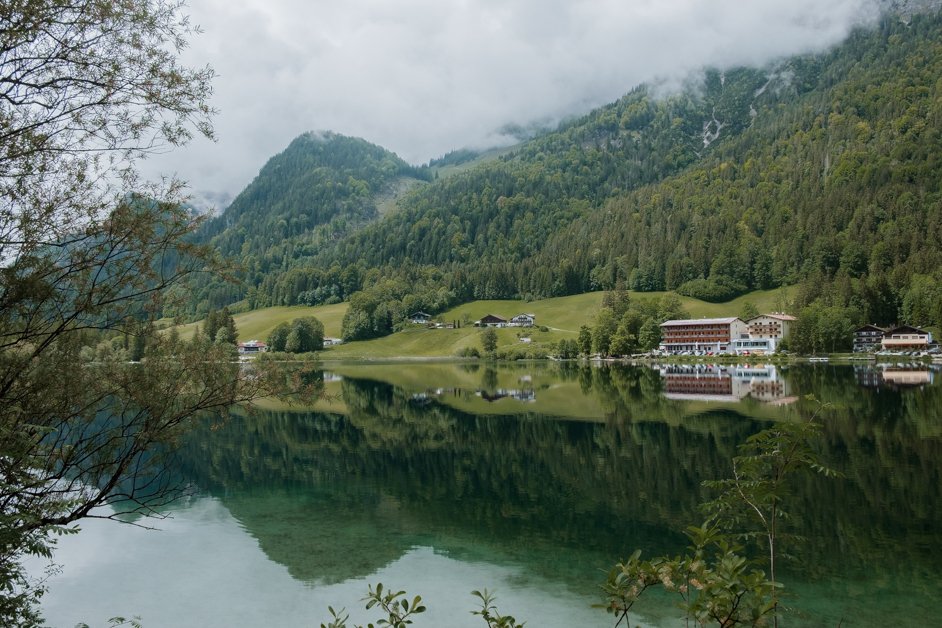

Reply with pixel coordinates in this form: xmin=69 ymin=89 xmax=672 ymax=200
xmin=31 ymin=362 xmax=942 ymax=627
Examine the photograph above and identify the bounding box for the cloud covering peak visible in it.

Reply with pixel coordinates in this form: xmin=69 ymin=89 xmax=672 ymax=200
xmin=150 ymin=0 xmax=883 ymax=210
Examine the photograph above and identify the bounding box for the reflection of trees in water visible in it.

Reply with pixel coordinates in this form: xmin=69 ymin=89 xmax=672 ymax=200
xmin=175 ymin=365 xmax=942 ymax=589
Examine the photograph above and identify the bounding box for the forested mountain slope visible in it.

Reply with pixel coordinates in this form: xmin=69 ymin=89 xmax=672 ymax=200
xmin=188 ymin=9 xmax=942 ymax=335
xmin=189 ymin=132 xmax=427 ymax=308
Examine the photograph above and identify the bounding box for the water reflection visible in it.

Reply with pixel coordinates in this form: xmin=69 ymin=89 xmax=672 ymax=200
xmin=39 ymin=362 xmax=942 ymax=627
xmin=654 ymin=363 xmax=796 ymax=404
xmin=854 ymin=363 xmax=939 ymax=389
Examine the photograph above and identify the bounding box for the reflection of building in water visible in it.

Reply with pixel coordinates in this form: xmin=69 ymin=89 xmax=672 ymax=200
xmin=855 ymin=365 xmax=936 ymax=390
xmin=658 ymin=364 xmax=794 ymax=403
xmin=477 ymin=389 xmax=536 ymax=402
xmin=660 ymin=365 xmax=738 ymax=402
xmin=411 ymin=388 xmax=458 ymax=402
xmin=409 ymin=386 xmax=537 ymax=403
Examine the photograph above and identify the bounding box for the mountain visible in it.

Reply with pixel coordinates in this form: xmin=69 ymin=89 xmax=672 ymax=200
xmin=187 ymin=7 xmax=942 ymax=336
xmin=187 ymin=131 xmax=428 ymax=307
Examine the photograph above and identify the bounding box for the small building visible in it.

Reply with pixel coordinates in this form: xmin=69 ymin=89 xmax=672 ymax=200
xmin=237 ymin=340 xmax=267 ymax=354
xmin=746 ymin=313 xmax=796 ymax=340
xmin=659 ymin=317 xmax=747 ymax=354
xmin=732 ymin=313 xmax=796 ymax=354
xmin=881 ymin=325 xmax=933 ymax=352
xmin=476 ymin=314 xmax=508 ymax=328
xmin=323 ymin=337 xmax=343 ymax=346
xmin=510 ymin=313 xmax=536 ymax=328
xmin=853 ymin=325 xmax=886 ymax=353
xmin=409 ymin=312 xmax=432 ymax=325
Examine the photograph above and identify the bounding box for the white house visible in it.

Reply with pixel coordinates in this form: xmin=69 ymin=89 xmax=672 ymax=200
xmin=733 ymin=313 xmax=797 ymax=355
xmin=510 ymin=313 xmax=536 ymax=327
xmin=237 ymin=340 xmax=267 ymax=354
xmin=881 ymin=326 xmax=933 ymax=351
xmin=409 ymin=312 xmax=432 ymax=325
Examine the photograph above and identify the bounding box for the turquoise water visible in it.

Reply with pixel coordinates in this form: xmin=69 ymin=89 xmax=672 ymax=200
xmin=32 ymin=363 xmax=942 ymax=626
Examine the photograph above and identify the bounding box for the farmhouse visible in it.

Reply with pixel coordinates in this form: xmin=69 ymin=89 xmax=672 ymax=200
xmin=409 ymin=312 xmax=432 ymax=324
xmin=475 ymin=314 xmax=508 ymax=327
xmin=510 ymin=313 xmax=536 ymax=327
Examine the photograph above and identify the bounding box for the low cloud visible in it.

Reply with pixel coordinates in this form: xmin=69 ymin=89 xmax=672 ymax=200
xmin=146 ymin=0 xmax=882 ymax=209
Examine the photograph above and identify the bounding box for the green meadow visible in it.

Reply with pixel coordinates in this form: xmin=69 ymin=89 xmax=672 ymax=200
xmin=180 ymin=287 xmax=795 ymax=358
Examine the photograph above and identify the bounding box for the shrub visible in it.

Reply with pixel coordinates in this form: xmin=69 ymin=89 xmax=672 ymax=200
xmin=676 ymin=277 xmax=747 ymax=302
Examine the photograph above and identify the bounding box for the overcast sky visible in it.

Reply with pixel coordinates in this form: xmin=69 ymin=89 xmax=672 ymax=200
xmin=147 ymin=0 xmax=883 ymax=210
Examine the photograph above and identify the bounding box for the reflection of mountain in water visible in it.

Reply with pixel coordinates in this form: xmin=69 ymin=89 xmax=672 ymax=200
xmin=656 ymin=364 xmax=796 ymax=404
xmin=173 ymin=364 xmax=942 ymax=620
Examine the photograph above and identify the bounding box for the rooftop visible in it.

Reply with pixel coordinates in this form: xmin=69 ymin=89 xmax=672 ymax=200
xmin=749 ymin=313 xmax=797 ymax=322
xmin=661 ymin=317 xmax=742 ymax=327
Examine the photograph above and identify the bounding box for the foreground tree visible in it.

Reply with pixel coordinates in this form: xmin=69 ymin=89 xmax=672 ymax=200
xmin=602 ymin=412 xmax=834 ymax=627
xmin=0 ymin=2 xmax=282 ymax=624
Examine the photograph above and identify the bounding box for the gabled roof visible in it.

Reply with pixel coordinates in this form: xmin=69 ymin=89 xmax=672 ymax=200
xmin=748 ymin=313 xmax=797 ymax=322
xmin=886 ymin=325 xmax=930 ymax=335
xmin=409 ymin=311 xmax=432 ymax=318
xmin=854 ymin=324 xmax=886 ymax=333
xmin=660 ymin=317 xmax=742 ymax=327
xmin=478 ymin=314 xmax=507 ymax=322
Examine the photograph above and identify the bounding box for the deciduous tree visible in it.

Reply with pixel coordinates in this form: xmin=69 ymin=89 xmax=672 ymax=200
xmin=0 ymin=2 xmax=275 ymax=624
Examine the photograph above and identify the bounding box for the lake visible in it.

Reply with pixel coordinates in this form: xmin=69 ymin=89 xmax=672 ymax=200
xmin=31 ymin=362 xmax=942 ymax=627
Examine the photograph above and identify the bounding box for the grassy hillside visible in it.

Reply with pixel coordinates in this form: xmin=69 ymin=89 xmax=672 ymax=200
xmin=322 ymin=325 xmax=565 ymax=359
xmin=316 ymin=288 xmax=794 ymax=359
xmin=177 ymin=303 xmax=348 ymax=342
xmin=436 ymin=288 xmax=793 ymax=332
xmin=177 ymin=288 xmax=796 ymax=355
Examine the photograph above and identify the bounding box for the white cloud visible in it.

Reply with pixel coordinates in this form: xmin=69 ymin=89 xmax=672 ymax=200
xmin=146 ymin=0 xmax=882 ymax=210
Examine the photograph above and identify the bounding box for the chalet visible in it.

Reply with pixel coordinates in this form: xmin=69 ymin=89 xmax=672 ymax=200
xmin=476 ymin=314 xmax=508 ymax=327
xmin=853 ymin=325 xmax=886 ymax=353
xmin=881 ymin=325 xmax=933 ymax=352
xmin=510 ymin=313 xmax=536 ymax=327
xmin=745 ymin=313 xmax=796 ymax=340
xmin=409 ymin=312 xmax=432 ymax=325
xmin=237 ymin=340 xmax=267 ymax=354
xmin=732 ymin=313 xmax=796 ymax=354
xmin=659 ymin=317 xmax=748 ymax=354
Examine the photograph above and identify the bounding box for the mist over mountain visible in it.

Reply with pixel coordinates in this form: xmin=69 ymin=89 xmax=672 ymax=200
xmin=181 ymin=5 xmax=942 ymax=339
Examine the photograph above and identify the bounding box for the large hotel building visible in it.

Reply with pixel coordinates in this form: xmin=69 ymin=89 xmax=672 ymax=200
xmin=659 ymin=317 xmax=748 ymax=354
